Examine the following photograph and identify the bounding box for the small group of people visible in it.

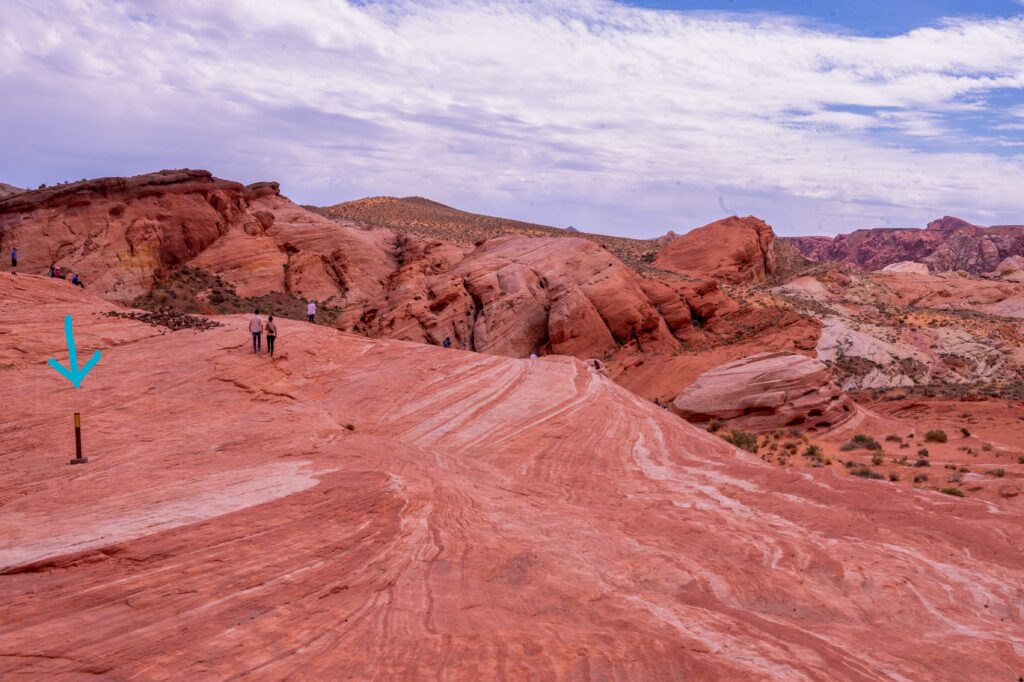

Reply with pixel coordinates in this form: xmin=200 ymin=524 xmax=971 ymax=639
xmin=47 ymin=263 xmax=85 ymax=287
xmin=247 ymin=301 xmax=319 ymax=357
xmin=249 ymin=310 xmax=279 ymax=356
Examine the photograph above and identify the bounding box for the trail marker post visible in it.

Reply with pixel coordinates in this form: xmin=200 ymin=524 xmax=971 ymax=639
xmin=69 ymin=412 xmax=88 ymax=465
xmin=46 ymin=315 xmax=102 ymax=465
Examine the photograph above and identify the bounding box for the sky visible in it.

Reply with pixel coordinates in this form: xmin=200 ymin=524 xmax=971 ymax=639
xmin=2 ymin=1 xmax=1024 ymax=237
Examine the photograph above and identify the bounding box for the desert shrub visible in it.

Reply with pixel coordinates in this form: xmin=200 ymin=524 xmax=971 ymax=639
xmin=899 ymin=442 xmax=909 ymax=449
xmin=344 ymin=423 xmax=355 ymax=431
xmin=888 ymin=472 xmax=900 ymax=482
xmin=941 ymin=487 xmax=965 ymax=497
xmin=913 ymin=473 xmax=929 ymax=483
xmin=925 ymin=430 xmax=948 ymax=443
xmin=917 ymin=448 xmax=929 ymax=458
xmin=1018 ymin=456 xmax=1024 ymax=465
xmin=986 ymin=468 xmax=1005 ymax=478
xmin=840 ymin=434 xmax=881 ymax=451
xmin=914 ymin=459 xmax=930 ymax=468
xmin=982 ymin=443 xmax=992 ymax=452
xmin=706 ymin=418 xmax=721 ymax=433
xmin=885 ymin=434 xmax=902 ymax=442
xmin=850 ymin=466 xmax=884 ymax=480
xmin=843 ymin=460 xmax=854 ymax=468
xmin=894 ymin=456 xmax=909 ymax=466
xmin=944 ymin=464 xmax=957 ymax=470
xmin=960 ymin=427 xmax=971 ymax=438
xmin=721 ymin=430 xmax=758 ymax=453
xmin=871 ymin=454 xmax=884 ymax=466
xmin=959 ymin=466 xmax=970 ymax=473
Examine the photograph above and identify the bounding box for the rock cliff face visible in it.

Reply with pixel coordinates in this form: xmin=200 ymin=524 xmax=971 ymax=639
xmin=654 ymin=215 xmax=777 ymax=283
xmin=671 ymin=351 xmax=855 ymax=432
xmin=0 ymin=169 xmax=396 ymax=303
xmin=3 ymin=274 xmax=1023 ymax=680
xmin=785 ymin=216 xmax=1024 ymax=274
xmin=0 ymin=170 xmax=752 ymax=368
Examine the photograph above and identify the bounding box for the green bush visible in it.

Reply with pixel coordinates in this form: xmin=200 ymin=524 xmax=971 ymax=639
xmin=721 ymin=430 xmax=758 ymax=453
xmin=871 ymin=454 xmax=884 ymax=466
xmin=925 ymin=430 xmax=948 ymax=443
xmin=917 ymin=448 xmax=929 ymax=458
xmin=888 ymin=472 xmax=900 ymax=482
xmin=986 ymin=468 xmax=1005 ymax=478
xmin=850 ymin=466 xmax=885 ymax=480
xmin=960 ymin=427 xmax=971 ymax=438
xmin=840 ymin=434 xmax=882 ymax=451
xmin=913 ymin=473 xmax=928 ymax=483
xmin=941 ymin=487 xmax=965 ymax=497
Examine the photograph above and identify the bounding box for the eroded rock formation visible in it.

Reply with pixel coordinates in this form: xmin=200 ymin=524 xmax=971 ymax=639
xmin=671 ymin=351 xmax=855 ymax=432
xmin=654 ymin=215 xmax=777 ymax=283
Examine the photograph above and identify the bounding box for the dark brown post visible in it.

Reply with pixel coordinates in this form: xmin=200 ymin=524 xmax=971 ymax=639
xmin=69 ymin=412 xmax=88 ymax=465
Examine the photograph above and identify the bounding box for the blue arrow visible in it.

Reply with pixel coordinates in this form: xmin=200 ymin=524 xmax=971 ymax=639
xmin=47 ymin=315 xmax=101 ymax=389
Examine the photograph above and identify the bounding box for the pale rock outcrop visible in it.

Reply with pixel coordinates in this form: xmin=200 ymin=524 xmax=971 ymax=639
xmin=671 ymin=351 xmax=854 ymax=432
xmin=881 ymin=261 xmax=930 ymax=275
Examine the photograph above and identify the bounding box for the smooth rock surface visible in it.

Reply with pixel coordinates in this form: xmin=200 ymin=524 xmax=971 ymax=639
xmin=671 ymin=351 xmax=855 ymax=432
xmin=2 ymin=274 xmax=1023 ymax=679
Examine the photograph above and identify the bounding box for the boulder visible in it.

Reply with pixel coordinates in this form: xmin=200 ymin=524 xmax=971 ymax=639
xmin=653 ymin=216 xmax=776 ymax=283
xmin=671 ymin=351 xmax=854 ymax=432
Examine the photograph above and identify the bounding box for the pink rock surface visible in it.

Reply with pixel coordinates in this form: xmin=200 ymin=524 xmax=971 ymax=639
xmin=1 ymin=274 xmax=1023 ymax=679
xmin=671 ymin=351 xmax=855 ymax=432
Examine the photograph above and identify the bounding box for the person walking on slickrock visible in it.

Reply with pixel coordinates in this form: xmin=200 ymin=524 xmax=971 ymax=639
xmin=265 ymin=315 xmax=277 ymax=357
xmin=443 ymin=336 xmax=451 ymax=349
xmin=10 ymin=246 xmax=16 ymax=275
xmin=249 ymin=309 xmax=263 ymax=353
xmin=307 ymin=300 xmax=316 ymax=324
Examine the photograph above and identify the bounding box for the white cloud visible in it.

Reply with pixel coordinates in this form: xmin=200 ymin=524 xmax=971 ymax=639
xmin=1 ymin=0 xmax=1023 ymax=235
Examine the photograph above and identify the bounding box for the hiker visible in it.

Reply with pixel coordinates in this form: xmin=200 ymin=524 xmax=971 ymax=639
xmin=53 ymin=265 xmax=64 ymax=279
xmin=10 ymin=247 xmax=16 ymax=274
xmin=442 ymin=336 xmax=451 ymax=349
xmin=265 ymin=315 xmax=277 ymax=357
xmin=529 ymin=352 xmax=538 ymax=360
xmin=48 ymin=263 xmax=55 ymax=277
xmin=249 ymin=309 xmax=263 ymax=353
xmin=306 ymin=300 xmax=316 ymax=323
xmin=71 ymin=273 xmax=84 ymax=288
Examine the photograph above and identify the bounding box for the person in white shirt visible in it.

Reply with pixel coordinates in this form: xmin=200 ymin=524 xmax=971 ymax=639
xmin=249 ymin=309 xmax=263 ymax=353
xmin=307 ymin=301 xmax=316 ymax=323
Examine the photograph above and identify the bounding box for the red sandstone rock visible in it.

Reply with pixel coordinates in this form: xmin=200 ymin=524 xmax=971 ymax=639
xmin=654 ymin=215 xmax=777 ymax=282
xmin=1 ymin=274 xmax=1023 ymax=679
xmin=785 ymin=216 xmax=1024 ymax=275
xmin=671 ymin=351 xmax=855 ymax=432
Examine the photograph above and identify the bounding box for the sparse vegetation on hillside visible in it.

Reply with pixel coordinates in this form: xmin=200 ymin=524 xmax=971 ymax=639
xmin=925 ymin=430 xmax=948 ymax=443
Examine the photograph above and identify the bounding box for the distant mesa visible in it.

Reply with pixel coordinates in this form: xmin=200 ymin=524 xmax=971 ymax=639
xmin=565 ymin=225 xmax=578 ymax=232
xmin=671 ymin=351 xmax=855 ymax=433
xmin=785 ymin=215 xmax=1024 ymax=275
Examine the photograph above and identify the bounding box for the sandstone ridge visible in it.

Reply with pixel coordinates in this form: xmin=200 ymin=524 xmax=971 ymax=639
xmin=2 ymin=273 xmax=1023 ymax=679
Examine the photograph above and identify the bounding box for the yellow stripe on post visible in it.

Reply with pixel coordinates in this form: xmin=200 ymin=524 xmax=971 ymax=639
xmin=74 ymin=413 xmax=81 ymax=428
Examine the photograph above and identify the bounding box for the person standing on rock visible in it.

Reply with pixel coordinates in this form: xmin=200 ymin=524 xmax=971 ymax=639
xmin=443 ymin=336 xmax=451 ymax=349
xmin=265 ymin=315 xmax=277 ymax=357
xmin=307 ymin=300 xmax=316 ymax=324
xmin=10 ymin=246 xmax=16 ymax=274
xmin=249 ymin=309 xmax=263 ymax=353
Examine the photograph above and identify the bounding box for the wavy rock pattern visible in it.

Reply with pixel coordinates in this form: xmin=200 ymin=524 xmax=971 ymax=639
xmin=1 ymin=274 xmax=1022 ymax=679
